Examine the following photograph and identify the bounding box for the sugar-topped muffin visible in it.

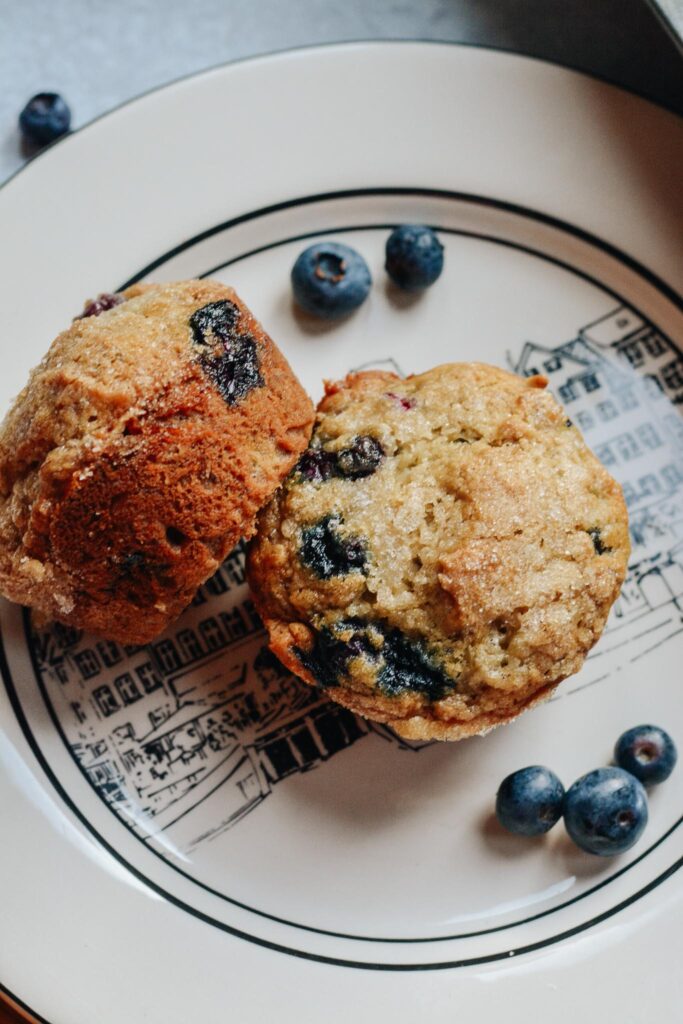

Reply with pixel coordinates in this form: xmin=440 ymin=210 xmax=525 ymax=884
xmin=0 ymin=280 xmax=314 ymax=643
xmin=247 ymin=363 xmax=630 ymax=741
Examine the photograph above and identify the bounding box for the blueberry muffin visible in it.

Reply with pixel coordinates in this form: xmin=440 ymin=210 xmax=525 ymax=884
xmin=247 ymin=363 xmax=630 ymax=741
xmin=0 ymin=280 xmax=314 ymax=644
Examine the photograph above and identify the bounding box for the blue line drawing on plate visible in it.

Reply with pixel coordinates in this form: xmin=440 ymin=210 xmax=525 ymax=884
xmin=510 ymin=305 xmax=683 ymax=688
xmin=27 ymin=304 xmax=683 ymax=851
xmin=27 ymin=542 xmax=427 ymax=852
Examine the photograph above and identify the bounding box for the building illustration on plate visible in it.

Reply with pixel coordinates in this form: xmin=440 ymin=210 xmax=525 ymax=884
xmin=28 ymin=307 xmax=683 ymax=850
xmin=29 ymin=542 xmax=420 ymax=851
xmin=512 ymin=305 xmax=683 ymax=661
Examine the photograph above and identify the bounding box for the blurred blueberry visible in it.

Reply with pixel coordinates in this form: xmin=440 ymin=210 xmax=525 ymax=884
xmin=564 ymin=767 xmax=648 ymax=856
xmin=385 ymin=224 xmax=444 ymax=291
xmin=495 ymin=765 xmax=565 ymax=836
xmin=615 ymin=724 xmax=677 ymax=785
xmin=76 ymin=293 xmax=125 ymax=319
xmin=291 ymin=241 xmax=371 ymax=319
xmin=19 ymin=93 xmax=71 ymax=146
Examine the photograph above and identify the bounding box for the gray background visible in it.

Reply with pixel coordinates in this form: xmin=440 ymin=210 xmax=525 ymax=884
xmin=1 ymin=0 xmax=681 ymax=184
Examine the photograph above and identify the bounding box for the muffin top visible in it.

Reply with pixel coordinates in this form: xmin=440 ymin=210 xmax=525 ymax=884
xmin=0 ymin=279 xmax=313 ymax=643
xmin=248 ymin=362 xmax=630 ymax=740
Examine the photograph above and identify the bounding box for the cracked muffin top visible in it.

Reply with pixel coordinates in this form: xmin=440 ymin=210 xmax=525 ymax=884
xmin=247 ymin=362 xmax=630 ymax=741
xmin=0 ymin=279 xmax=314 ymax=644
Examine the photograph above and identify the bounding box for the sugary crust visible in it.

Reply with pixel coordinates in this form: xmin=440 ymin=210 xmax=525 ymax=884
xmin=248 ymin=363 xmax=630 ymax=741
xmin=0 ymin=280 xmax=314 ymax=643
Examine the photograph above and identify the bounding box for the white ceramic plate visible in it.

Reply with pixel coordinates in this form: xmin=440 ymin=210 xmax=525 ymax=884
xmin=0 ymin=42 xmax=681 ymax=1024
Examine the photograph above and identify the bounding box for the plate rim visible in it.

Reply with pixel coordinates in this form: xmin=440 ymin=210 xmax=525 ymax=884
xmin=0 ymin=36 xmax=680 ymax=204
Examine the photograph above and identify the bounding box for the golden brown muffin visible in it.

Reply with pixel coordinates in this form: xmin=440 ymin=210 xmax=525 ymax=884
xmin=0 ymin=280 xmax=314 ymax=643
xmin=247 ymin=363 xmax=630 ymax=741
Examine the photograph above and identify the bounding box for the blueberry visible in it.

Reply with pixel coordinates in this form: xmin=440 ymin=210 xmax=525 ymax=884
xmin=188 ymin=300 xmax=263 ymax=405
xmin=297 ymin=447 xmax=338 ymax=484
xmin=295 ymin=619 xmax=372 ymax=688
xmin=385 ymin=225 xmax=444 ymax=291
xmin=189 ymin=299 xmax=240 ymax=346
xmin=297 ymin=435 xmax=384 ymax=484
xmin=495 ymin=766 xmax=565 ymax=836
xmin=291 ymin=242 xmax=371 ymax=319
xmin=376 ymin=627 xmax=454 ymax=700
xmin=200 ymin=334 xmax=263 ymax=405
xmin=564 ymin=767 xmax=648 ymax=856
xmin=336 ymin=436 xmax=384 ymax=478
xmin=295 ymin=628 xmax=346 ymax=687
xmin=19 ymin=93 xmax=71 ymax=146
xmin=294 ymin=617 xmax=454 ymax=699
xmin=615 ymin=725 xmax=677 ymax=785
xmin=76 ymin=293 xmax=125 ymax=319
xmin=587 ymin=527 xmax=610 ymax=555
xmin=299 ymin=515 xmax=367 ymax=579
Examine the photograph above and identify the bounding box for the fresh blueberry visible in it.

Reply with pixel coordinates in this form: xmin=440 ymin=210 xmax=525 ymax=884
xmin=336 ymin=436 xmax=385 ymax=479
xmin=291 ymin=242 xmax=371 ymax=319
xmin=495 ymin=766 xmax=565 ymax=836
xmin=564 ymin=767 xmax=648 ymax=856
xmin=19 ymin=93 xmax=71 ymax=146
xmin=385 ymin=224 xmax=444 ymax=291
xmin=615 ymin=725 xmax=677 ymax=785
xmin=76 ymin=292 xmax=125 ymax=319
